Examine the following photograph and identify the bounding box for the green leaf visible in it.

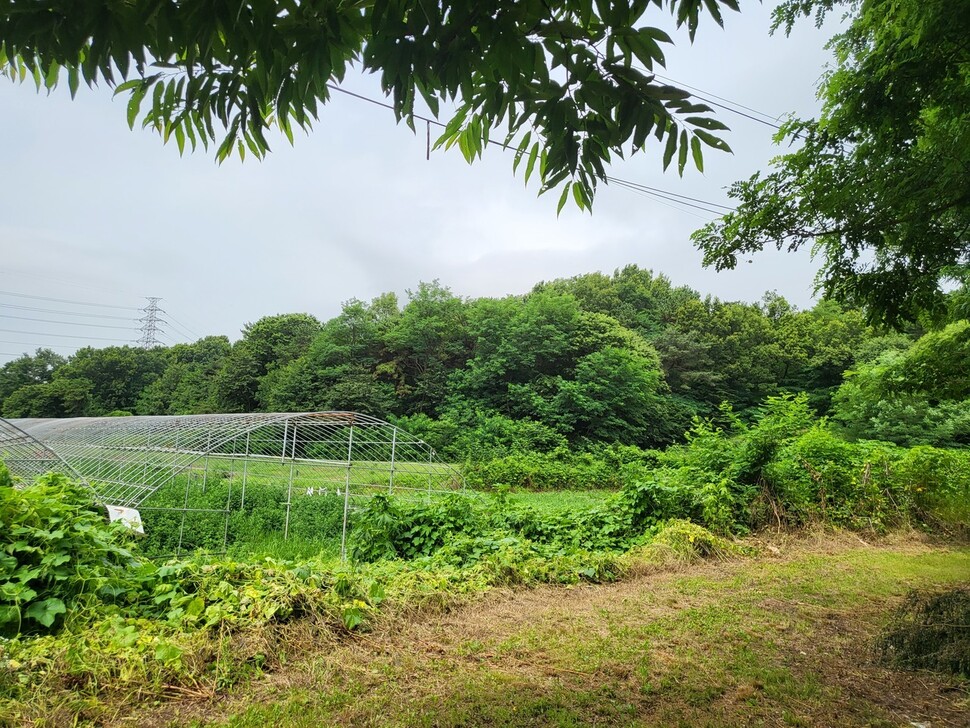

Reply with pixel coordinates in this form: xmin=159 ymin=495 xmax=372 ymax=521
xmin=693 ymin=129 xmax=732 ymax=153
xmin=43 ymin=61 xmax=60 ymax=90
xmin=690 ymin=134 xmax=704 ymax=172
xmin=556 ymin=183 xmax=571 ymax=215
xmin=661 ymin=126 xmax=677 ymax=171
xmin=639 ymin=27 xmax=674 ymax=45
xmin=155 ymin=643 xmax=183 ymax=664
xmin=572 ymin=181 xmax=587 ymax=211
xmin=185 ymin=596 xmax=205 ymax=618
xmin=67 ymin=65 xmax=80 ymax=98
xmin=702 ymin=0 xmax=725 ymax=27
xmin=113 ymin=79 xmax=141 ymax=96
xmin=126 ymin=85 xmax=146 ymax=129
xmin=685 ymin=116 xmax=731 ymax=131
xmin=524 ymin=142 xmax=540 ymax=185
xmin=512 ymin=131 xmax=531 ymax=174
xmin=24 ymin=597 xmax=66 ymax=628
xmin=341 ymin=605 xmax=364 ymax=630
xmin=677 ymin=129 xmax=688 ymax=175
xmin=0 ymin=605 xmax=20 ymax=626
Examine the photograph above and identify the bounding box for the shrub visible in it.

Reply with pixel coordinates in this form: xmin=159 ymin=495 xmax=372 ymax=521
xmin=0 ymin=474 xmax=138 ymax=635
xmin=891 ymin=446 xmax=970 ymax=529
xmin=463 ymin=449 xmax=632 ymax=490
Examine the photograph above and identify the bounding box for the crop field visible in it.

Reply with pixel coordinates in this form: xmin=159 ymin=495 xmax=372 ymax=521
xmin=65 ymin=444 xmax=616 ymax=559
xmin=99 ymin=455 xmax=468 ymax=556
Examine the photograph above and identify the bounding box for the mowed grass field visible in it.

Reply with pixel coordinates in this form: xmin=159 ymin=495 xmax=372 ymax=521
xmin=130 ymin=532 xmax=970 ymax=728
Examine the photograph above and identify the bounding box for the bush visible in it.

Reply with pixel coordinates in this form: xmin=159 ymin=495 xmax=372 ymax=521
xmin=762 ymin=428 xmax=904 ymax=528
xmin=463 ymin=448 xmax=645 ymax=490
xmin=891 ymin=446 xmax=970 ymax=529
xmin=0 ymin=474 xmax=138 ymax=635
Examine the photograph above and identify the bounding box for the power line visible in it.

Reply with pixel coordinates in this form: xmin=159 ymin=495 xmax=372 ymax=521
xmin=0 ymin=302 xmax=138 ymax=320
xmin=0 ymin=289 xmax=139 ymax=310
xmin=327 ymin=83 xmax=734 ymax=219
xmin=0 ymin=315 xmax=138 ymax=331
xmin=165 ymin=312 xmax=202 ymax=340
xmin=0 ymin=339 xmax=98 ymax=351
xmin=608 ymin=182 xmax=717 ymax=221
xmin=605 ymin=176 xmax=734 ymax=214
xmin=165 ymin=327 xmax=193 ymax=343
xmin=684 ymin=93 xmax=783 ymax=130
xmin=0 ymin=328 xmax=135 ymax=342
xmin=651 ymin=72 xmax=783 ymax=129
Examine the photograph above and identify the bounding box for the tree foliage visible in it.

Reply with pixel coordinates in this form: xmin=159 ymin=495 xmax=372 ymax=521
xmin=832 ymin=321 xmax=970 ymax=447
xmin=692 ymin=0 xmax=970 ymax=325
xmin=0 ymin=0 xmax=737 ymax=207
xmin=0 ymin=266 xmax=929 ymax=457
xmin=0 ymin=349 xmax=64 ymax=403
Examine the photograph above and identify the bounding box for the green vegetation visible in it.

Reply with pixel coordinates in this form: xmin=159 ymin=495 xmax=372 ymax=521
xmin=693 ymin=0 xmax=969 ymax=325
xmin=2 ymin=386 xmax=968 ymax=723
xmin=0 ymin=0 xmax=737 ymax=208
xmin=131 ymin=455 xmax=447 ymax=557
xmin=91 ymin=541 xmax=970 ymax=726
xmin=3 ymin=266 xmax=968 ymax=460
xmin=2 ymin=0 xmax=967 ymax=721
xmin=0 ymin=474 xmax=135 ymax=636
xmin=0 ymin=272 xmax=967 ymax=725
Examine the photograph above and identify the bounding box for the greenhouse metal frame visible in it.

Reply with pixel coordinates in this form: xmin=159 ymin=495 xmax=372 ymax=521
xmin=0 ymin=412 xmax=464 ymax=558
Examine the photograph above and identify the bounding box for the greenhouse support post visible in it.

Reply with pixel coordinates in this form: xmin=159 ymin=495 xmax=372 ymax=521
xmin=284 ymin=424 xmax=297 ymax=540
xmin=340 ymin=424 xmax=355 ymax=562
xmin=389 ymin=427 xmax=397 ymax=494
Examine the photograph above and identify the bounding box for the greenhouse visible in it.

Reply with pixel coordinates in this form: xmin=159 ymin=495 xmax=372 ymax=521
xmin=0 ymin=412 xmax=463 ymax=557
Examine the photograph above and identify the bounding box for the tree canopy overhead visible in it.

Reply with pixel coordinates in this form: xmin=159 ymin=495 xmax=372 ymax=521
xmin=692 ymin=0 xmax=970 ymax=326
xmin=0 ymin=0 xmax=738 ymax=209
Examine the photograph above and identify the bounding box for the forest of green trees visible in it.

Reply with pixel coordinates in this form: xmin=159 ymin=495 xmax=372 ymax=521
xmin=2 ymin=266 xmax=968 ymax=461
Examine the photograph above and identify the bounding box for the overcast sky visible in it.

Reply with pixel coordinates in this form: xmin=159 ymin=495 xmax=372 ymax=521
xmin=0 ymin=4 xmax=842 ymax=364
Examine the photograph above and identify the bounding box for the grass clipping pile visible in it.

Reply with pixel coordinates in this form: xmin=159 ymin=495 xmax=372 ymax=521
xmin=878 ymin=587 xmax=970 ymax=678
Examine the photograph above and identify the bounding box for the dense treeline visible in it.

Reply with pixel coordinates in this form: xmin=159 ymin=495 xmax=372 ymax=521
xmin=2 ymin=266 xmax=968 ymax=454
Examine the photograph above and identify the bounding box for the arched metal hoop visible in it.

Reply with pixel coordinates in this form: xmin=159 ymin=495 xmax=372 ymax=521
xmin=0 ymin=417 xmax=93 ymax=491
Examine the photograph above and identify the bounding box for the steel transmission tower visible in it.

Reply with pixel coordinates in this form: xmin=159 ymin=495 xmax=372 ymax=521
xmin=137 ymin=297 xmax=166 ymax=348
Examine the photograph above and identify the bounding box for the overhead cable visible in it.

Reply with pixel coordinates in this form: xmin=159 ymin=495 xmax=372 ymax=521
xmin=0 ymin=302 xmax=137 ymax=320
xmin=645 ymin=72 xmax=783 ymax=130
xmin=0 ymin=315 xmax=139 ymax=331
xmin=0 ymin=290 xmax=138 ymax=310
xmin=604 ymin=176 xmax=734 ymax=212
xmin=0 ymin=328 xmax=135 ymax=342
xmin=325 ymin=84 xmax=733 ymax=219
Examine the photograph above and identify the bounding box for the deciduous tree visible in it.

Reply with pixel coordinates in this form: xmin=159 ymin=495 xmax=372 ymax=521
xmin=0 ymin=0 xmax=736 ymax=207
xmin=692 ymin=0 xmax=969 ymax=324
